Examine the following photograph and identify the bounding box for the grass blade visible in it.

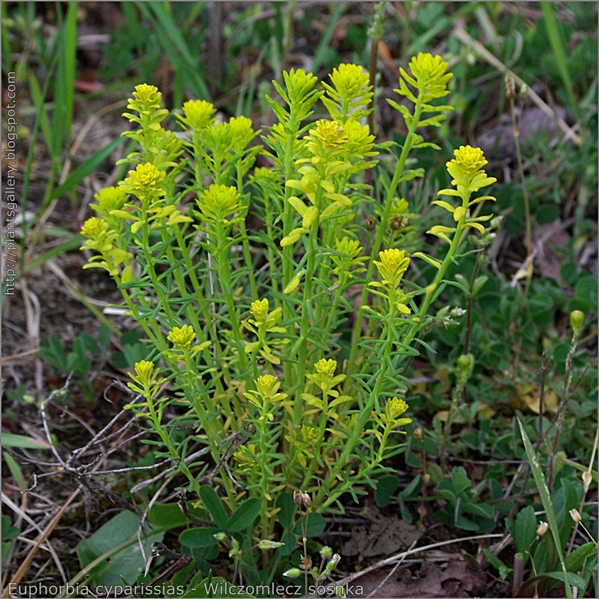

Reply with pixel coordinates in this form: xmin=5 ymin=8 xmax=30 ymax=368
xmin=23 ymin=235 xmax=84 ymax=274
xmin=312 ymin=3 xmax=345 ymax=73
xmin=541 ymin=2 xmax=579 ymax=118
xmin=517 ymin=418 xmax=573 ymax=598
xmin=50 ymin=137 xmax=125 ymax=201
xmin=52 ymin=2 xmax=78 ymax=162
xmin=144 ymin=2 xmax=210 ymax=100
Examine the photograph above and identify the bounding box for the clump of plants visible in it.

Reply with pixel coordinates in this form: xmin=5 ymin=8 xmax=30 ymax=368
xmin=80 ymin=53 xmax=498 ymax=584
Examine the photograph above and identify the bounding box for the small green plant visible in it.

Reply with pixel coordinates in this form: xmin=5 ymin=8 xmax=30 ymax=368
xmin=481 ymin=424 xmax=597 ymax=598
xmin=80 ymin=53 xmax=498 ymax=580
xmin=38 ymin=325 xmax=112 ymax=400
xmin=2 ymin=515 xmax=20 ymax=570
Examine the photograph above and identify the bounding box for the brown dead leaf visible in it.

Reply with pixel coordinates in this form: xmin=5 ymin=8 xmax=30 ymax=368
xmin=358 ymin=559 xmax=488 ymax=598
xmin=341 ymin=505 xmax=422 ymax=557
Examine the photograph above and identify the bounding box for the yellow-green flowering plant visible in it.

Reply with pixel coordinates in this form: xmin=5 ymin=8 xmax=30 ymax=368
xmin=80 ymin=53 xmax=496 ymax=561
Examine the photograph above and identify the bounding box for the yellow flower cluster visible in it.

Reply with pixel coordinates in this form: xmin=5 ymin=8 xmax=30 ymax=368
xmin=167 ymin=325 xmax=196 ymax=351
xmin=179 ymin=99 xmax=216 ymax=131
xmin=196 ymin=184 xmax=241 ymax=223
xmin=372 ymin=249 xmax=410 ymax=290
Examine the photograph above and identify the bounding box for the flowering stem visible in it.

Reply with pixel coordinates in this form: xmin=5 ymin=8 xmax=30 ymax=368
xmin=344 ymin=95 xmax=426 ymax=389
xmin=301 ymin=388 xmax=330 ymax=490
xmin=402 ymin=210 xmax=468 ymax=354
xmin=293 ymin=187 xmax=324 ymax=428
xmin=281 ymin=111 xmax=305 ymax=390
xmin=211 ymin=222 xmax=248 ymax=417
xmin=144 ymin=388 xmax=199 ymax=494
xmin=139 ymin=202 xmax=177 ymax=327
xmin=317 ymin=302 xmax=396 ymax=506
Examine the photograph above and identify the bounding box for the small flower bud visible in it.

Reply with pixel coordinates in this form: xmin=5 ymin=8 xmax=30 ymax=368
xmin=569 ymin=508 xmax=582 ymax=524
xmin=283 ymin=568 xmax=302 ymax=579
xmin=323 ymin=553 xmax=341 ymax=575
xmin=213 ymin=532 xmax=227 ymax=542
xmin=570 ymin=310 xmax=584 ymax=335
xmin=437 ymin=306 xmax=450 ymax=319
xmin=490 ymin=216 xmax=503 ymax=229
xmin=519 ymin=83 xmax=528 ymax=100
xmin=258 ymin=540 xmax=284 ymax=550
xmin=320 ymin=546 xmax=333 ymax=559
xmin=582 ymin=471 xmax=592 ymax=493
xmin=536 ymin=521 xmax=549 ymax=537
xmin=413 ymin=426 xmax=424 ymax=439
xmin=456 ymin=354 xmax=474 ymax=377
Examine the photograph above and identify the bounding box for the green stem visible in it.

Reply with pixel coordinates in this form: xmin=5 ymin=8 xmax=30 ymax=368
xmin=344 ymin=95 xmax=426 ymax=388
xmin=145 ymin=387 xmax=198 ymax=493
xmin=292 ymin=188 xmax=323 ymax=429
xmin=316 ymin=299 xmax=397 ymax=506
xmin=140 ymin=208 xmax=177 ymax=328
xmin=282 ymin=133 xmax=300 ymax=389
xmin=301 ymin=389 xmax=329 ymax=489
xmin=213 ymin=222 xmax=247 ymax=413
xmin=402 ymin=215 xmax=468 ymax=354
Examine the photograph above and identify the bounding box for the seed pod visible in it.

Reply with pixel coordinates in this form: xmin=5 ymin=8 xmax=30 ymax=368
xmin=505 ymin=73 xmax=516 ymax=101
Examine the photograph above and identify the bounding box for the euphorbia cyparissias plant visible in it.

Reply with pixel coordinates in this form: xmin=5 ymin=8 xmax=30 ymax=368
xmin=80 ymin=54 xmax=496 ymax=538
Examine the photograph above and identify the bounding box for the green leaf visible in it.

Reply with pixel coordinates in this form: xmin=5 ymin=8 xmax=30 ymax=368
xmin=279 ymin=531 xmax=298 ymax=556
xmin=375 ymin=475 xmax=400 ymax=508
xmin=1 ymin=433 xmax=51 ymax=450
xmin=400 ymin=475 xmax=422 ymax=499
xmin=565 ymin=542 xmax=597 ymax=572
xmin=329 ymin=395 xmax=353 ymax=408
xmin=3 ymin=451 xmax=27 ymax=490
xmin=301 ymin=393 xmax=323 ymax=409
xmin=2 ymin=515 xmax=20 ymax=542
xmin=227 ymin=498 xmax=260 ymax=533
xmin=412 ymin=252 xmax=441 ymax=269
xmin=472 ymin=275 xmax=489 ymax=297
xmin=77 ymin=511 xmax=163 ymax=587
xmin=482 ymin=548 xmax=512 ymax=580
xmin=276 ymin=494 xmax=296 ymax=530
xmin=199 ymin=486 xmax=229 ymax=529
xmin=537 ymin=571 xmax=588 ymax=591
xmin=451 ymin=467 xmax=472 ymax=496
xmin=398 ymin=168 xmax=425 ymax=183
xmin=179 ymin=527 xmax=219 ymax=548
xmin=514 ymin=506 xmax=537 ymax=554
xmin=431 ymin=200 xmax=456 ymax=213
xmin=293 ymin=513 xmax=326 ymax=537
xmin=148 ymin=503 xmax=194 ymax=530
